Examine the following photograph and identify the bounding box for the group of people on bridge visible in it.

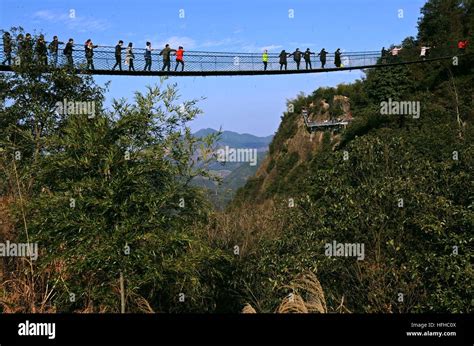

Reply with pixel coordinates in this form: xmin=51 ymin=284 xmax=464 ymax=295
xmin=0 ymin=32 xmax=186 ymax=72
xmin=264 ymin=48 xmax=340 ymax=70
xmin=0 ymin=32 xmax=343 ymax=72
xmin=1 ymin=31 xmax=470 ymax=73
xmin=380 ymin=39 xmax=469 ymax=63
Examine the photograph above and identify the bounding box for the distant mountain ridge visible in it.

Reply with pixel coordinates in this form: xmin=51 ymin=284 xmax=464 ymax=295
xmin=194 ymin=128 xmax=273 ymax=150
xmin=191 ymin=128 xmax=273 ymax=209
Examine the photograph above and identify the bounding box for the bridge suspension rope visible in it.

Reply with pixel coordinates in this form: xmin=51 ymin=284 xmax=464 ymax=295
xmin=0 ymin=40 xmax=467 ymax=76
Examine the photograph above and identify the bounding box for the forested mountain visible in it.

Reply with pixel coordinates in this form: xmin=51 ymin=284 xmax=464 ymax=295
xmin=224 ymin=0 xmax=473 ymax=312
xmin=191 ymin=129 xmax=272 ymax=209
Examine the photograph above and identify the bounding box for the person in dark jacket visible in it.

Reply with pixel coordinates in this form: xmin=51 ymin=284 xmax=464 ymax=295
xmin=22 ymin=33 xmax=33 ymax=65
xmin=1 ymin=32 xmax=12 ymax=65
xmin=381 ymin=47 xmax=387 ymax=64
xmin=334 ymin=48 xmax=342 ymax=67
xmin=303 ymin=48 xmax=315 ymax=69
xmin=63 ymin=38 xmax=74 ymax=68
xmin=144 ymin=42 xmax=153 ymax=71
xmin=159 ymin=44 xmax=176 ymax=71
xmin=36 ymin=34 xmax=48 ymax=65
xmin=317 ymin=48 xmax=327 ymax=68
xmin=288 ymin=48 xmax=303 ymax=70
xmin=279 ymin=50 xmax=289 ymax=70
xmin=48 ymin=36 xmax=63 ymax=67
xmin=112 ymin=40 xmax=124 ymax=71
xmin=85 ymin=39 xmax=98 ymax=70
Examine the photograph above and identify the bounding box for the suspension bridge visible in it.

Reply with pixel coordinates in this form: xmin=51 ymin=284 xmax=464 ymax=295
xmin=0 ymin=43 xmax=462 ymax=77
xmin=0 ymin=41 xmax=467 ymax=131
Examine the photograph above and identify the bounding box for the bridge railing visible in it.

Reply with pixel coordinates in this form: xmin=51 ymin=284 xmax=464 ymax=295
xmin=0 ymin=41 xmax=461 ymax=73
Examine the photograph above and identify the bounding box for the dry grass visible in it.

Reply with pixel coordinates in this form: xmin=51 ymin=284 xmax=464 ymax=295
xmin=242 ymin=272 xmax=330 ymax=314
xmin=0 ymin=196 xmax=58 ymax=313
xmin=76 ymin=302 xmax=109 ymax=313
xmin=128 ymin=291 xmax=155 ymax=313
xmin=0 ymin=258 xmax=57 ymax=313
xmin=276 ymin=293 xmax=309 ymax=313
xmin=241 ymin=303 xmax=256 ymax=313
xmin=201 ymin=200 xmax=288 ymax=257
xmin=282 ymin=271 xmax=327 ymax=313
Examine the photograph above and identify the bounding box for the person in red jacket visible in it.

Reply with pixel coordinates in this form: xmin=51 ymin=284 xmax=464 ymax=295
xmin=458 ymin=39 xmax=468 ymax=53
xmin=175 ymin=46 xmax=185 ymax=71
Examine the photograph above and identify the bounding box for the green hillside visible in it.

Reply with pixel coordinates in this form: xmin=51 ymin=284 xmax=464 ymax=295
xmin=191 ymin=129 xmax=272 ymax=209
xmin=223 ymin=0 xmax=473 ymax=312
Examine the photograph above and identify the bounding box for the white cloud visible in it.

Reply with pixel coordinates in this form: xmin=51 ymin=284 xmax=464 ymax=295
xmin=240 ymin=44 xmax=283 ymax=53
xmin=199 ymin=38 xmax=243 ymax=49
xmin=158 ymin=36 xmax=196 ymax=49
xmin=32 ymin=10 xmax=110 ymax=33
xmin=140 ymin=35 xmax=197 ymax=49
xmin=289 ymin=42 xmax=317 ymax=48
xmin=260 ymin=44 xmax=283 ymax=52
xmin=33 ymin=10 xmax=57 ymax=21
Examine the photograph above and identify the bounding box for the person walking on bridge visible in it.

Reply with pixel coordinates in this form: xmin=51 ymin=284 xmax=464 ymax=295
xmin=279 ymin=50 xmax=289 ymax=70
xmin=381 ymin=47 xmax=387 ymax=63
xmin=126 ymin=42 xmax=135 ymax=71
xmin=174 ymin=46 xmax=184 ymax=71
xmin=303 ymin=48 xmax=315 ymax=69
xmin=16 ymin=34 xmax=24 ymax=65
xmin=85 ymin=39 xmax=98 ymax=70
xmin=419 ymin=45 xmax=430 ymax=60
xmin=390 ymin=46 xmax=402 ymax=62
xmin=144 ymin=42 xmax=153 ymax=71
xmin=112 ymin=40 xmax=125 ymax=71
xmin=63 ymin=38 xmax=74 ymax=68
xmin=1 ymin=32 xmax=12 ymax=66
xmin=262 ymin=49 xmax=268 ymax=71
xmin=458 ymin=39 xmax=468 ymax=54
xmin=48 ymin=36 xmax=63 ymax=67
xmin=160 ymin=44 xmax=176 ymax=71
xmin=35 ymin=34 xmax=48 ymax=65
xmin=317 ymin=48 xmax=327 ymax=68
xmin=334 ymin=48 xmax=342 ymax=68
xmin=22 ymin=33 xmax=33 ymax=65
xmin=289 ymin=48 xmax=302 ymax=70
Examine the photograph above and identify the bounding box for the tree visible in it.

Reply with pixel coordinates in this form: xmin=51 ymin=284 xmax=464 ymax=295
xmin=1 ymin=35 xmax=231 ymax=311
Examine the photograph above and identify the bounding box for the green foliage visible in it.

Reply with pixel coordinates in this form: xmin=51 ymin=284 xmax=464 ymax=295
xmin=236 ymin=123 xmax=473 ymax=312
xmin=363 ymin=65 xmax=413 ymax=104
xmin=229 ymin=0 xmax=474 ymax=313
xmin=417 ymin=0 xmax=468 ymax=46
xmin=1 ymin=49 xmax=232 ymax=311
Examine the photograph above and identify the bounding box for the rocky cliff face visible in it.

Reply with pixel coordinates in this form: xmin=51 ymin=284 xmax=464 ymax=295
xmin=233 ymin=95 xmax=352 ymax=205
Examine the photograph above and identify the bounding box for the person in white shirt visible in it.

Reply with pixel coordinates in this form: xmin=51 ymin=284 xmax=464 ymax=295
xmin=144 ymin=41 xmax=153 ymax=71
xmin=391 ymin=47 xmax=402 ymax=56
xmin=420 ymin=46 xmax=430 ymax=60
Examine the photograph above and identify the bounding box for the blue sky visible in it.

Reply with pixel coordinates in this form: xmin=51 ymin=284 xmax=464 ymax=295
xmin=0 ymin=0 xmax=427 ymax=136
